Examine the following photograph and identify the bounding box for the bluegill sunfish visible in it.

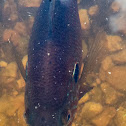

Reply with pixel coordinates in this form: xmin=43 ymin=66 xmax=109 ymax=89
xmin=25 ymin=0 xmax=83 ymax=126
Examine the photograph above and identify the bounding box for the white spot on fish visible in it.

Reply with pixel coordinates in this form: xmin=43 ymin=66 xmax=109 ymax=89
xmin=106 ymin=18 xmax=108 ymax=21
xmin=54 ymin=98 xmax=57 ymax=100
xmin=52 ymin=115 xmax=55 ymax=118
xmin=69 ymin=70 xmax=72 ymax=73
xmin=47 ymin=53 xmax=50 ymax=56
xmin=67 ymin=24 xmax=70 ymax=26
xmin=38 ymin=103 xmax=40 ymax=107
xmin=35 ymin=106 xmax=38 ymax=109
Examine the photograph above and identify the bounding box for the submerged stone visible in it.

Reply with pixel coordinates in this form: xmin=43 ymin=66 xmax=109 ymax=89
xmin=106 ymin=66 xmax=126 ymax=91
xmin=91 ymin=107 xmax=116 ymax=126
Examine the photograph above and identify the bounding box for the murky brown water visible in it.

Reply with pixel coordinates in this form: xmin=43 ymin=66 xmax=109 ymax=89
xmin=0 ymin=0 xmax=126 ymax=126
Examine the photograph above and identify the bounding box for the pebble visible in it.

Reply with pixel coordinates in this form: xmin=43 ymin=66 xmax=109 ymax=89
xmin=92 ymin=107 xmax=116 ymax=126
xmin=17 ymin=104 xmax=26 ymax=126
xmin=0 ymin=61 xmax=8 ymax=68
xmin=0 ymin=113 xmax=7 ymax=126
xmin=3 ymin=29 xmax=20 ymax=46
xmin=86 ymin=73 xmax=97 ymax=84
xmin=106 ymin=66 xmax=126 ymax=91
xmin=111 ymin=49 xmax=126 ymax=65
xmin=106 ymin=35 xmax=124 ymax=52
xmin=1 ymin=62 xmax=18 ymax=78
xmin=79 ymin=9 xmax=90 ymax=30
xmin=5 ymin=94 xmax=24 ymax=117
xmin=78 ymin=93 xmax=90 ymax=105
xmin=18 ymin=0 xmax=41 ymax=7
xmin=114 ymin=103 xmax=126 ymax=126
xmin=89 ymin=87 xmax=103 ymax=103
xmin=17 ymin=77 xmax=25 ymax=89
xmin=101 ymin=82 xmax=123 ymax=105
xmin=88 ymin=5 xmax=99 ymax=16
xmin=3 ymin=0 xmax=18 ymax=22
xmin=99 ymin=67 xmax=106 ymax=81
xmin=100 ymin=56 xmax=114 ymax=71
xmin=14 ymin=22 xmax=27 ymax=36
xmin=3 ymin=29 xmax=16 ymax=42
xmin=77 ymin=0 xmax=81 ymax=4
xmin=111 ymin=1 xmax=120 ymax=12
xmin=96 ymin=78 xmax=101 ymax=85
xmin=80 ymin=101 xmax=103 ymax=119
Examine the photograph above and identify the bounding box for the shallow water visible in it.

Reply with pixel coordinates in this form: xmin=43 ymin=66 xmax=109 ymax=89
xmin=0 ymin=0 xmax=126 ymax=126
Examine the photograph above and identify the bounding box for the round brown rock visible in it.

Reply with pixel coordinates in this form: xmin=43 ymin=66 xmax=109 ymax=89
xmin=106 ymin=66 xmax=126 ymax=91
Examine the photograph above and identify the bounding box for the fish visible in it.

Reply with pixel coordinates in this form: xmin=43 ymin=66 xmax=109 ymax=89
xmin=24 ymin=0 xmax=83 ymax=126
xmin=5 ymin=0 xmax=107 ymax=126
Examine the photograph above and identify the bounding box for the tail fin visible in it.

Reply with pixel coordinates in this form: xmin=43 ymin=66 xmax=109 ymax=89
xmin=79 ymin=29 xmax=108 ymax=99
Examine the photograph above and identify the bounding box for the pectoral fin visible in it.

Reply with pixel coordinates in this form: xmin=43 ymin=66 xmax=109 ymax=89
xmin=78 ymin=29 xmax=108 ymax=100
xmin=9 ymin=42 xmax=26 ymax=81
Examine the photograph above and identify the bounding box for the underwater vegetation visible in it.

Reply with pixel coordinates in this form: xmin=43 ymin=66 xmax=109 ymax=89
xmin=0 ymin=0 xmax=126 ymax=126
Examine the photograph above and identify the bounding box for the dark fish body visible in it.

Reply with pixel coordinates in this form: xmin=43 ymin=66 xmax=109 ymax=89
xmin=0 ymin=0 xmax=4 ymax=22
xmin=25 ymin=0 xmax=82 ymax=126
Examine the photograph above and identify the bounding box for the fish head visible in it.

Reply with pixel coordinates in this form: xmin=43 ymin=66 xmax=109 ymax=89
xmin=24 ymin=104 xmax=75 ymax=126
xmin=24 ymin=61 xmax=81 ymax=126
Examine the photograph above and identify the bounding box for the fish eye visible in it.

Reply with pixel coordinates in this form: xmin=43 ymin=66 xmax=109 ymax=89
xmin=67 ymin=110 xmax=71 ymax=122
xmin=61 ymin=109 xmax=71 ymax=125
xmin=67 ymin=113 xmax=70 ymax=121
